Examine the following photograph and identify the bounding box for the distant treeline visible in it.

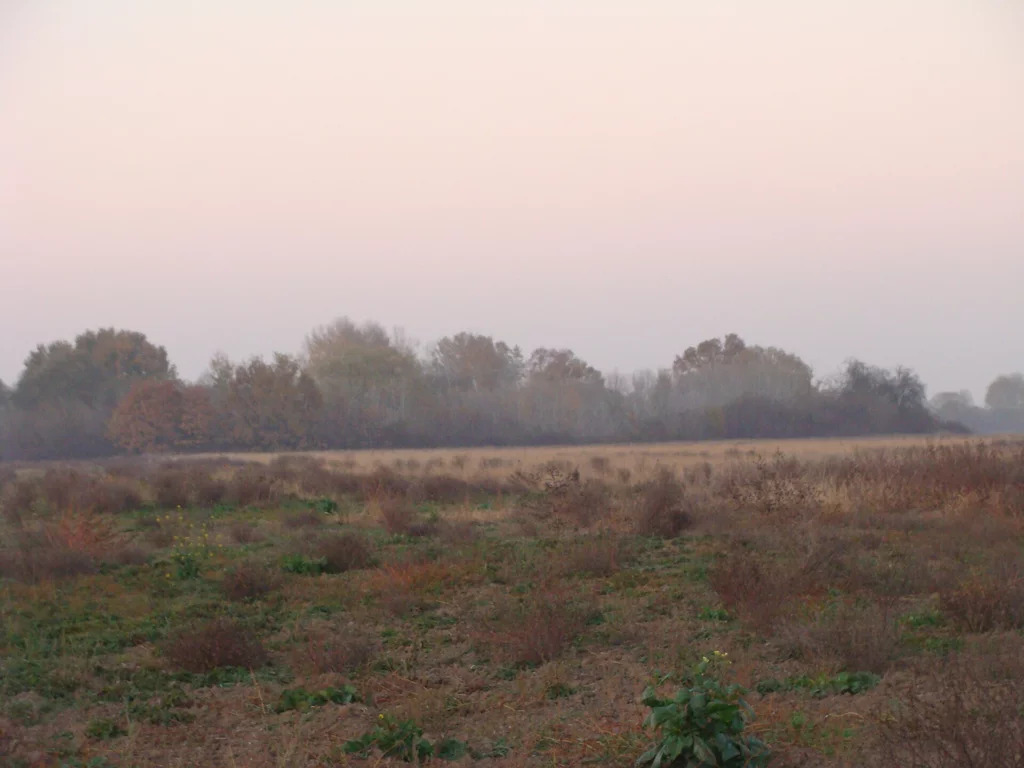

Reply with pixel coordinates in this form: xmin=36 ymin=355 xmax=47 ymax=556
xmin=1 ymin=321 xmax=1020 ymax=461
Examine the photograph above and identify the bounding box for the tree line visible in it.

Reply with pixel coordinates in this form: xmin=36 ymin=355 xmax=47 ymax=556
xmin=1 ymin=321 xmax=1019 ymax=460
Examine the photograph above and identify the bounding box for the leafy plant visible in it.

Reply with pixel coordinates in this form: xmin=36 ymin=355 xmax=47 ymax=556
xmin=343 ymin=715 xmax=433 ymax=762
xmin=275 ymin=684 xmax=358 ymax=713
xmin=281 ymin=553 xmax=328 ymax=575
xmin=342 ymin=714 xmax=468 ymax=762
xmin=637 ymin=653 xmax=771 ymax=768
xmin=756 ymin=671 xmax=879 ymax=698
xmin=85 ymin=717 xmax=126 ymax=740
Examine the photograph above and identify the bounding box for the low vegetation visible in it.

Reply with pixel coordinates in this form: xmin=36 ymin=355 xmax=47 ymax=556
xmin=1 ymin=436 xmax=1022 ymax=766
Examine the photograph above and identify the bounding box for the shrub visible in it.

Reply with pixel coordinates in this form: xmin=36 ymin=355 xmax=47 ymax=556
xmin=275 ymin=684 xmax=358 ymax=713
xmin=488 ymin=590 xmax=589 ymax=666
xmin=152 ymin=466 xmax=194 ymax=509
xmin=875 ymin=652 xmax=1024 ymax=767
xmin=376 ymin=497 xmax=418 ymax=535
xmin=343 ymin=715 xmax=466 ymax=763
xmin=0 ymin=531 xmax=97 ymax=583
xmin=299 ymin=631 xmax=377 ymax=675
xmin=314 ymin=532 xmax=374 ymax=573
xmin=282 ymin=509 xmax=323 ymax=529
xmin=939 ymin=565 xmax=1024 ymax=632
xmin=637 ymin=654 xmax=770 ymax=768
xmin=228 ymin=522 xmax=262 ymax=544
xmin=164 ymin=618 xmax=267 ymax=673
xmin=224 ymin=467 xmax=280 ymax=507
xmin=222 ymin=562 xmax=280 ymax=601
xmin=776 ymin=600 xmax=902 ymax=675
xmin=563 ymin=536 xmax=627 ymax=577
xmin=635 ymin=469 xmax=693 ymax=537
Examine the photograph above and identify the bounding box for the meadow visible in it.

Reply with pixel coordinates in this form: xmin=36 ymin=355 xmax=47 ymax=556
xmin=1 ymin=435 xmax=1022 ymax=767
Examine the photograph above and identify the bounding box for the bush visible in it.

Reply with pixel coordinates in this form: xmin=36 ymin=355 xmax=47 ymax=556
xmin=299 ymin=631 xmax=377 ymax=675
xmin=0 ymin=532 xmax=96 ymax=583
xmin=638 ymin=654 xmax=770 ymax=768
xmin=224 ymin=466 xmax=281 ymax=507
xmin=164 ymin=618 xmax=267 ymax=673
xmin=488 ymin=590 xmax=589 ymax=666
xmin=222 ymin=562 xmax=280 ymax=601
xmin=313 ymin=532 xmax=374 ymax=573
xmin=876 ymin=651 xmax=1024 ymax=767
xmin=563 ymin=536 xmax=627 ymax=577
xmin=635 ymin=469 xmax=693 ymax=537
xmin=939 ymin=564 xmax=1024 ymax=632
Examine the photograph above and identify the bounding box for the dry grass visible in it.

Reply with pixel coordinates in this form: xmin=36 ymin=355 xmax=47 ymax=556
xmin=3 ymin=435 xmax=1024 ymax=767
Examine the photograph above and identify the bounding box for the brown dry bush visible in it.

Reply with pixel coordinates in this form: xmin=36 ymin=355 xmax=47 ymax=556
xmin=282 ymin=509 xmax=323 ymax=529
xmin=589 ymin=455 xmax=612 ymax=476
xmin=0 ymin=531 xmax=97 ymax=583
xmin=635 ymin=468 xmax=694 ymax=537
xmin=298 ymin=630 xmax=377 ymax=675
xmin=228 ymin=521 xmax=263 ymax=544
xmin=939 ymin=559 xmax=1024 ymax=632
xmin=375 ymin=496 xmax=436 ymax=537
xmin=151 ymin=465 xmax=194 ymax=509
xmin=550 ymin=478 xmax=613 ymax=527
xmin=222 ymin=561 xmax=281 ymax=601
xmin=164 ymin=618 xmax=267 ymax=673
xmin=717 ymin=453 xmax=820 ymax=518
xmin=312 ymin=532 xmax=375 ymax=573
xmin=100 ymin=545 xmax=150 ymax=567
xmin=562 ymin=536 xmax=629 ymax=577
xmin=486 ymin=590 xmax=591 ymax=666
xmin=709 ymin=554 xmax=791 ymax=633
xmin=408 ymin=474 xmax=473 ymax=505
xmin=224 ymin=466 xmax=281 ymax=507
xmin=875 ymin=649 xmax=1024 ymax=767
xmin=776 ymin=600 xmax=902 ymax=674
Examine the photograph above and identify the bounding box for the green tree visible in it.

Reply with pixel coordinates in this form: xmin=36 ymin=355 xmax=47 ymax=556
xmin=985 ymin=373 xmax=1024 ymax=410
xmin=432 ymin=332 xmax=523 ymax=391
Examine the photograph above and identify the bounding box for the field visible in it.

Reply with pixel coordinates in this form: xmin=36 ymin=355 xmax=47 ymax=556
xmin=1 ymin=435 xmax=1023 ymax=767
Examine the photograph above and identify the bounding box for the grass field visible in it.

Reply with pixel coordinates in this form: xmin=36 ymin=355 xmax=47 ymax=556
xmin=1 ymin=435 xmax=1023 ymax=767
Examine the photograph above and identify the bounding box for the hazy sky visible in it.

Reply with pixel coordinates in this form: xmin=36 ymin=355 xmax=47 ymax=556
xmin=2 ymin=1 xmax=1022 ymax=401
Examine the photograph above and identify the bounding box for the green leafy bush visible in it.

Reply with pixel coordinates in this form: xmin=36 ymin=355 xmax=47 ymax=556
xmin=275 ymin=684 xmax=358 ymax=713
xmin=343 ymin=714 xmax=468 ymax=762
xmin=281 ymin=553 xmax=327 ymax=575
xmin=756 ymin=671 xmax=880 ymax=698
xmin=638 ymin=653 xmax=770 ymax=768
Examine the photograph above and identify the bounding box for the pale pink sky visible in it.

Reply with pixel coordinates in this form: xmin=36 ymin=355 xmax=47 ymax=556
xmin=2 ymin=1 xmax=1023 ymax=399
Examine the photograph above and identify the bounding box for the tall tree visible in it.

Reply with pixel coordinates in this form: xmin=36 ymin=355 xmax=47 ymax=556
xmin=303 ymin=318 xmax=422 ymax=445
xmin=432 ymin=333 xmax=523 ymax=391
xmin=985 ymin=373 xmax=1024 ymax=410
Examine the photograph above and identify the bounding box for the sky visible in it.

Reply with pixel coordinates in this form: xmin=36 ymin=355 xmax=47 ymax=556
xmin=2 ymin=1 xmax=1023 ymax=401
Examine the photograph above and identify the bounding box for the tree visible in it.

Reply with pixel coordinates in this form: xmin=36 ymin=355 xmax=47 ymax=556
xmin=13 ymin=328 xmax=175 ymax=410
xmin=107 ymin=380 xmax=185 ymax=453
xmin=432 ymin=333 xmax=523 ymax=391
xmin=985 ymin=374 xmax=1024 ymax=410
xmin=671 ymin=334 xmax=814 ymax=410
xmin=303 ymin=318 xmax=422 ymax=445
xmin=219 ymin=354 xmax=323 ymax=450
xmin=526 ymin=348 xmax=603 ymax=386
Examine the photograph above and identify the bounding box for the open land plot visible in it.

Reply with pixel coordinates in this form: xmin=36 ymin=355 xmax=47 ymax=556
xmin=1 ymin=436 xmax=1023 ymax=767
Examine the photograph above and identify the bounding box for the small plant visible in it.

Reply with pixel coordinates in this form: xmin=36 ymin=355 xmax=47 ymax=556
xmin=167 ymin=513 xmax=215 ymax=580
xmin=85 ymin=717 xmax=126 ymax=740
xmin=311 ymin=496 xmax=339 ymax=514
xmin=637 ymin=652 xmax=770 ymax=768
xmin=756 ymin=671 xmax=880 ymax=698
xmin=274 ymin=684 xmax=358 ymax=713
xmin=281 ymin=553 xmax=328 ymax=575
xmin=343 ymin=714 xmax=433 ymax=762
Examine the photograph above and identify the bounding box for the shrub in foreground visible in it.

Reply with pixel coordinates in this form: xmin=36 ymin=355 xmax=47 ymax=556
xmin=164 ymin=618 xmax=267 ymax=673
xmin=638 ymin=653 xmax=770 ymax=768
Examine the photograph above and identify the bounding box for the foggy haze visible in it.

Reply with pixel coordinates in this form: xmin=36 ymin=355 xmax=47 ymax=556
xmin=2 ymin=1 xmax=1023 ymax=400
